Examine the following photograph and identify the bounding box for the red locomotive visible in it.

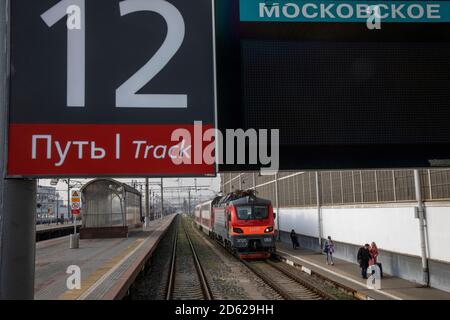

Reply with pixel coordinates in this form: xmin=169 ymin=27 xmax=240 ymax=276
xmin=194 ymin=190 xmax=276 ymax=259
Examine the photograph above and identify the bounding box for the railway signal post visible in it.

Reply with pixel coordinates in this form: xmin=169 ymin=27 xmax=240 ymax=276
xmin=70 ymin=190 xmax=80 ymax=249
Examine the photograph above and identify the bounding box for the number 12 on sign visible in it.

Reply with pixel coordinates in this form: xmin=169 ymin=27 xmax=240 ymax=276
xmin=41 ymin=0 xmax=187 ymax=109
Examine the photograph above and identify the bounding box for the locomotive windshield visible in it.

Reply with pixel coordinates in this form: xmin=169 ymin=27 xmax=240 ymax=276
xmin=236 ymin=205 xmax=269 ymax=220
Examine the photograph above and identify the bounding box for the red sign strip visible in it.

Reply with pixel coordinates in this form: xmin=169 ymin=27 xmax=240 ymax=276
xmin=7 ymin=124 xmax=215 ymax=177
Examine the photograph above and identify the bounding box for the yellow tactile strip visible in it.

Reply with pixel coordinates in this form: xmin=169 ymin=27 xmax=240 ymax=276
xmin=57 ymin=238 xmax=145 ymax=300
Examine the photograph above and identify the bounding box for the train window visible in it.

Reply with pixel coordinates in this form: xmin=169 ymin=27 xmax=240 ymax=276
xmin=237 ymin=206 xmax=252 ymax=220
xmin=236 ymin=206 xmax=269 ymax=220
xmin=253 ymin=206 xmax=268 ymax=220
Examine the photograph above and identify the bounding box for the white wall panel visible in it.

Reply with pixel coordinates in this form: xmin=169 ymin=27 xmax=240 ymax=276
xmin=278 ymin=205 xmax=450 ymax=263
xmin=426 ymin=206 xmax=450 ymax=262
xmin=322 ymin=207 xmax=421 ymax=257
xmin=279 ymin=207 xmax=319 ymax=238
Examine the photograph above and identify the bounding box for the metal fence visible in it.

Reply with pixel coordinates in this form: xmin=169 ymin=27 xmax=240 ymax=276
xmin=221 ymin=169 xmax=450 ymax=208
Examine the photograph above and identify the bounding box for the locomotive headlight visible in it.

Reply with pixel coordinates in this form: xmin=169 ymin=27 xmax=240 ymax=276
xmin=233 ymin=228 xmax=244 ymax=234
xmin=264 ymin=226 xmax=274 ymax=233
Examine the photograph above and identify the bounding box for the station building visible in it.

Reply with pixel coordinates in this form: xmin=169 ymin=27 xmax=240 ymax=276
xmin=221 ymin=169 xmax=450 ymax=292
xmin=36 ymin=186 xmax=56 ymax=222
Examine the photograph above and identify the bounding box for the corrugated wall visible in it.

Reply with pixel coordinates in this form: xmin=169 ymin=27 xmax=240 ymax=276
xmin=220 ymin=169 xmax=450 ymax=207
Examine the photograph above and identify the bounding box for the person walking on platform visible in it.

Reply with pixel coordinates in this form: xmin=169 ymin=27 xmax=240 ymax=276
xmin=357 ymin=244 xmax=372 ymax=279
xmin=324 ymin=236 xmax=335 ymax=265
xmin=369 ymin=242 xmax=379 ymax=266
xmin=369 ymin=242 xmax=383 ymax=278
xmin=290 ymin=229 xmax=299 ymax=249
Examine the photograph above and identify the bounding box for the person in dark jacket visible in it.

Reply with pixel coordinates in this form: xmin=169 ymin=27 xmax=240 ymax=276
xmin=290 ymin=229 xmax=299 ymax=249
xmin=357 ymin=244 xmax=372 ymax=279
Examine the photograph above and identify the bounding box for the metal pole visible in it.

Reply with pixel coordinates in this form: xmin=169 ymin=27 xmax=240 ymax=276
xmin=188 ymin=190 xmax=191 ymax=216
xmin=252 ymin=172 xmax=256 ymax=190
xmin=392 ymin=170 xmax=397 ymax=202
xmin=0 ymin=0 xmax=37 ymax=299
xmin=274 ymin=173 xmax=280 ymax=241
xmin=68 ymin=184 xmax=79 ymax=249
xmin=160 ymin=178 xmax=164 ymax=220
xmin=152 ymin=192 xmax=155 ymax=220
xmin=414 ymin=169 xmax=430 ymax=286
xmin=56 ymin=194 xmax=59 ymax=224
xmin=73 ymin=201 xmax=76 ymax=234
xmin=0 ymin=181 xmax=36 ymax=300
xmin=67 ymin=178 xmax=71 ymax=219
xmin=374 ymin=171 xmax=379 ymax=203
xmin=316 ymin=171 xmax=323 ymax=249
xmin=145 ymin=178 xmax=150 ymax=227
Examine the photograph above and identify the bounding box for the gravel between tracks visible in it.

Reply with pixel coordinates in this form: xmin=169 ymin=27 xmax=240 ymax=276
xmin=185 ymin=218 xmax=282 ymax=300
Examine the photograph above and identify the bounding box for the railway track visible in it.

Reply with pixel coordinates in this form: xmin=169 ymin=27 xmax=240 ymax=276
xmin=189 ymin=218 xmax=338 ymax=300
xmin=241 ymin=259 xmax=337 ymax=300
xmin=166 ymin=218 xmax=213 ymax=300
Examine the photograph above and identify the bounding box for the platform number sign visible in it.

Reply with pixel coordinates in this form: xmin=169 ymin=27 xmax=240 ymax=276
xmin=8 ymin=0 xmax=216 ymax=177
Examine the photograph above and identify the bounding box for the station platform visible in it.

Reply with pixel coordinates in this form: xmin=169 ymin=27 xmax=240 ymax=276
xmin=35 ymin=215 xmax=175 ymax=300
xmin=274 ymin=242 xmax=450 ymax=300
xmin=36 ymin=223 xmax=80 ymax=232
xmin=36 ymin=222 xmax=82 ymax=242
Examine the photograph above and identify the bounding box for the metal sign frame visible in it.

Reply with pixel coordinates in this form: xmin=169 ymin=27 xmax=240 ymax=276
xmin=6 ymin=0 xmax=218 ymax=178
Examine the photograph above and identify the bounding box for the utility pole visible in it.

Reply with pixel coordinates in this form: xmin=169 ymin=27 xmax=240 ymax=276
xmin=56 ymin=193 xmax=60 ymax=225
xmin=0 ymin=0 xmax=37 ymax=299
xmin=145 ymin=178 xmax=150 ymax=227
xmin=152 ymin=191 xmax=155 ymax=220
xmin=160 ymin=178 xmax=164 ymax=220
xmin=177 ymin=179 xmax=181 ymax=212
xmin=188 ymin=189 xmax=191 ymax=216
xmin=414 ymin=169 xmax=430 ymax=286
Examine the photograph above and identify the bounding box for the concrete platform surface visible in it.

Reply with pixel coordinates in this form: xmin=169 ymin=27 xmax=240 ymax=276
xmin=276 ymin=242 xmax=450 ymax=300
xmin=35 ymin=216 xmax=175 ymax=300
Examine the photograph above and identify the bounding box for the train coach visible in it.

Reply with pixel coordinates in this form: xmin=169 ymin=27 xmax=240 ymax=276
xmin=194 ymin=190 xmax=276 ymax=259
xmin=194 ymin=199 xmax=219 ymax=237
